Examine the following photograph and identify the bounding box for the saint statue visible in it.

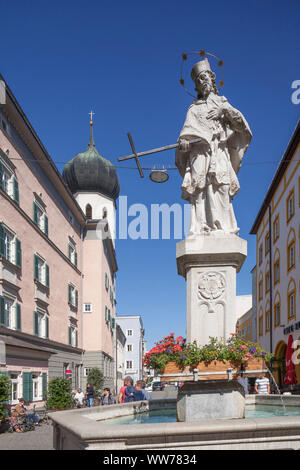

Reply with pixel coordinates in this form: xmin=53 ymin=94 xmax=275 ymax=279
xmin=175 ymin=58 xmax=252 ymax=235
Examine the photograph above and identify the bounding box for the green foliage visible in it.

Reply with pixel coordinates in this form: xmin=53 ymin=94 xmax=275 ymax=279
xmin=46 ymin=377 xmax=73 ymax=410
xmin=0 ymin=375 xmax=10 ymax=421
xmin=87 ymin=368 xmax=104 ymax=397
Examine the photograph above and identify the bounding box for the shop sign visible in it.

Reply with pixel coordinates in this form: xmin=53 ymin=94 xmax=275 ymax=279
xmin=284 ymin=322 xmax=300 ymax=335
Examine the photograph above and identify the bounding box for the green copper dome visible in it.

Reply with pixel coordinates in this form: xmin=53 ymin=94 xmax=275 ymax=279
xmin=62 ymin=123 xmax=120 ymax=201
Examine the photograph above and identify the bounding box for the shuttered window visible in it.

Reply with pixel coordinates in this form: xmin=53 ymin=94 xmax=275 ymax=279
xmin=22 ymin=372 xmax=33 ymax=403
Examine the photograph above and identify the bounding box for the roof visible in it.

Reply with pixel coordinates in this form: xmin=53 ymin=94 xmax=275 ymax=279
xmin=250 ymin=120 xmax=300 ymax=234
xmin=62 ymin=124 xmax=120 ymax=201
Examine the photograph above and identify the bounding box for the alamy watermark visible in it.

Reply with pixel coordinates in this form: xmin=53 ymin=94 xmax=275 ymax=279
xmin=291 ymin=80 xmax=300 ymax=104
xmin=95 ymin=195 xmax=192 ymax=241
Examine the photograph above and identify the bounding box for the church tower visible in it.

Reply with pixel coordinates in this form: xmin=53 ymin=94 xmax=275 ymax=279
xmin=62 ymin=114 xmax=120 ymax=390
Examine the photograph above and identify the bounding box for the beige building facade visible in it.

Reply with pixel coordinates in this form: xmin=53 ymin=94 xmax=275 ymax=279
xmin=250 ymin=121 xmax=300 ymax=387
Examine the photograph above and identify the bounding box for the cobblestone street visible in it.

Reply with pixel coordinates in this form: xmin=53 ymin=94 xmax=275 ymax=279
xmin=0 ymin=423 xmax=54 ymax=450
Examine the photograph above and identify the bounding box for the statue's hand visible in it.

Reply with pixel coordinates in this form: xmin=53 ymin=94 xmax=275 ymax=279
xmin=207 ymin=107 xmax=223 ymax=120
xmin=179 ymin=139 xmax=190 ymax=152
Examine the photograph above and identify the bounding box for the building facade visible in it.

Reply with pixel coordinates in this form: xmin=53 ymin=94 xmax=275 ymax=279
xmin=250 ymin=121 xmax=300 ymax=387
xmin=0 ymin=75 xmax=120 ymax=405
xmin=116 ymin=315 xmax=145 ymax=385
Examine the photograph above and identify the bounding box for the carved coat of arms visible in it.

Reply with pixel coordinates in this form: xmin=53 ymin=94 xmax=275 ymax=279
xmin=198 ymin=272 xmax=226 ymax=300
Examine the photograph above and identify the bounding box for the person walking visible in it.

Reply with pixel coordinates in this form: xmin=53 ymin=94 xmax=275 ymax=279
xmin=255 ymin=374 xmax=270 ymax=395
xmin=86 ymin=383 xmax=95 ymax=407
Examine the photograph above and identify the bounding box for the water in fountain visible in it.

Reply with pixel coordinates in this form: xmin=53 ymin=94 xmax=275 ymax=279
xmin=266 ymin=365 xmax=286 ymax=413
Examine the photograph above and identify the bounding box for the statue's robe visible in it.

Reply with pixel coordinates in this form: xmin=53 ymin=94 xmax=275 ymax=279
xmin=175 ymin=93 xmax=252 ymax=233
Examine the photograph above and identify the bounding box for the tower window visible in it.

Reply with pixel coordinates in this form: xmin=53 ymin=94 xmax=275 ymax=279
xmin=85 ymin=204 xmax=92 ymax=219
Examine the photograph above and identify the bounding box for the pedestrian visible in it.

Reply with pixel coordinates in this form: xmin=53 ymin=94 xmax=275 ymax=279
xmin=133 ymin=381 xmax=145 ymax=401
xmin=138 ymin=380 xmax=152 ymax=401
xmin=101 ymin=388 xmax=116 ymax=406
xmin=86 ymin=382 xmax=95 ymax=407
xmin=255 ymin=373 xmax=270 ymax=395
xmin=74 ymin=388 xmax=85 ymax=407
xmin=124 ymin=378 xmax=135 ymax=403
xmin=118 ymin=376 xmax=133 ymax=404
xmin=236 ymin=373 xmax=249 ymax=395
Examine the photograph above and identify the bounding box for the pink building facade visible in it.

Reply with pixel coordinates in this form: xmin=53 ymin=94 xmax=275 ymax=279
xmin=0 ymin=75 xmax=119 ymax=406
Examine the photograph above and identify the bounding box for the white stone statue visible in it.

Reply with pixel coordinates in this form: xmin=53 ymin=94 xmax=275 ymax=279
xmin=175 ymin=58 xmax=252 ymax=236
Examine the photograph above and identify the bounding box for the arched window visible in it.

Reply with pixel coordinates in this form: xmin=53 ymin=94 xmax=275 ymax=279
xmin=274 ymin=291 xmax=281 ymax=328
xmin=287 ymin=278 xmax=296 ymax=321
xmin=287 ymin=228 xmax=296 ymax=273
xmin=85 ymin=204 xmax=92 ymax=219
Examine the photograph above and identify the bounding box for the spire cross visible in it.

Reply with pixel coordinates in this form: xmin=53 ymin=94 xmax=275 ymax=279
xmin=89 ymin=110 xmax=95 ymax=123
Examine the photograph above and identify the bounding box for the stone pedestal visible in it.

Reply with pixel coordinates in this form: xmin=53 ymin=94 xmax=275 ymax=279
xmin=177 ymin=380 xmax=245 ymax=421
xmin=176 ymin=234 xmax=247 ymax=345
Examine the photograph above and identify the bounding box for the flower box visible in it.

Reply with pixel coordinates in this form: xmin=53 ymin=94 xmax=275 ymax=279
xmin=162 ymin=357 xmax=266 ymax=381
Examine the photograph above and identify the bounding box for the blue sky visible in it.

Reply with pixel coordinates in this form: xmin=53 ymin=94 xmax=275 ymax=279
xmin=0 ymin=0 xmax=299 ymax=349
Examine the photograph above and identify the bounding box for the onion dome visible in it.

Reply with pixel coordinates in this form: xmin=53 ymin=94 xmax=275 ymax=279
xmin=62 ymin=116 xmax=120 ymax=201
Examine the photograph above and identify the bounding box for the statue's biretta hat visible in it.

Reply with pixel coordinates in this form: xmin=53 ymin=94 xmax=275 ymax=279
xmin=191 ymin=58 xmax=212 ymax=82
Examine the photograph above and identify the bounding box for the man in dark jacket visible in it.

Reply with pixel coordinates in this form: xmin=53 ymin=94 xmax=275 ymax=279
xmin=86 ymin=383 xmax=95 ymax=407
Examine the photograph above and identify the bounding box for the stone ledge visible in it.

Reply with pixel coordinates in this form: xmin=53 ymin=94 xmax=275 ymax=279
xmin=176 ymin=234 xmax=247 ymax=277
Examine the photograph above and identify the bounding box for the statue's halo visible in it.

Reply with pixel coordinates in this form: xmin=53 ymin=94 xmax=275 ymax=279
xmin=180 ymin=50 xmax=224 ymax=98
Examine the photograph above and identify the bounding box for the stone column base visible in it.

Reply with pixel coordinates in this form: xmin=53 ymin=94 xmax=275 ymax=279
xmin=176 ymin=234 xmax=247 ymax=345
xmin=177 ymin=380 xmax=245 ymax=421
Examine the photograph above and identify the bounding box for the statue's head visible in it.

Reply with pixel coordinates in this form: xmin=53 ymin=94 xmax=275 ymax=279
xmin=191 ymin=58 xmax=218 ymax=98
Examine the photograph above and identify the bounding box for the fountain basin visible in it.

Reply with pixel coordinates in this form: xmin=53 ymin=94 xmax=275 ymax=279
xmin=49 ymin=395 xmax=300 ymax=450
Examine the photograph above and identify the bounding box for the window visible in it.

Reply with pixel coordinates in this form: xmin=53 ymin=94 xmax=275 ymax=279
xmin=0 ymin=158 xmax=19 ymax=204
xmin=68 ymin=243 xmax=77 ymax=267
xmin=83 ymin=303 xmax=92 ymax=313
xmin=287 ymin=241 xmax=295 ymax=271
xmin=32 ymin=373 xmax=41 ymax=401
xmin=258 ymin=279 xmax=263 ymax=301
xmin=274 ymin=259 xmax=280 ymax=285
xmin=105 ymin=273 xmax=109 ymax=291
xmin=265 ymin=232 xmax=270 ymax=256
xmin=286 ymin=189 xmax=295 ymax=223
xmin=265 ymin=271 xmax=270 ymax=294
xmin=259 ymin=315 xmax=263 ymax=337
xmin=33 ymin=311 xmax=49 ymax=338
xmin=68 ymin=284 xmax=78 ymax=308
xmin=68 ymin=326 xmax=78 ymax=347
xmin=0 ymin=297 xmax=21 ymax=330
xmin=287 ymin=279 xmax=296 ymax=321
xmin=273 ymin=215 xmax=279 ymax=243
xmin=265 ymin=308 xmax=270 ymax=332
xmin=274 ymin=302 xmax=280 ymax=327
xmin=127 ymin=344 xmax=133 ymax=352
xmin=34 ymin=254 xmax=49 ymax=288
xmin=33 ymin=201 xmax=48 ymax=236
xmin=127 ymin=329 xmax=133 ymax=337
xmin=0 ymin=223 xmax=21 ymax=267
xmin=10 ymin=373 xmax=20 ymax=405
xmin=259 ymin=244 xmax=263 ymax=265
xmin=126 ymin=361 xmax=133 ymax=370
xmin=105 ymin=306 xmax=111 ymax=322
xmin=85 ymin=204 xmax=92 ymax=219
